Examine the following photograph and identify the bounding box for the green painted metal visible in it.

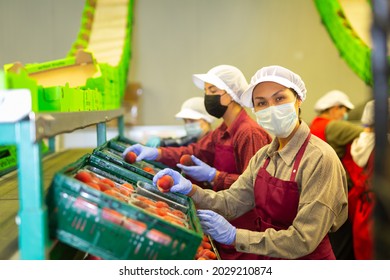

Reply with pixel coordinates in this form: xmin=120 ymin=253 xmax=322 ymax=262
xmin=118 ymin=115 xmax=125 ymax=138
xmin=0 ymin=119 xmax=49 ymax=259
xmin=48 ymin=137 xmax=56 ymax=153
xmin=97 ymin=122 xmax=107 ymax=146
xmin=17 ymin=119 xmax=48 ymax=259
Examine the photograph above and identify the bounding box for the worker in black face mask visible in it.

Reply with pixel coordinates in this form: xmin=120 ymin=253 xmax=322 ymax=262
xmin=123 ymin=64 xmax=271 ymax=260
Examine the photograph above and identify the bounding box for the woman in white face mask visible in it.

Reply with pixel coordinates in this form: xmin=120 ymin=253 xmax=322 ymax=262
xmin=145 ymin=97 xmax=214 ymax=148
xmin=124 ymin=65 xmax=273 ymax=260
xmin=152 ymin=65 xmax=349 ymax=259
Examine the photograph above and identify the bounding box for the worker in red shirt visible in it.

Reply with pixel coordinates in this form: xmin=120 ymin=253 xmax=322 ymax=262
xmin=123 ymin=64 xmax=272 ymax=260
xmin=309 ymin=90 xmax=363 ymax=260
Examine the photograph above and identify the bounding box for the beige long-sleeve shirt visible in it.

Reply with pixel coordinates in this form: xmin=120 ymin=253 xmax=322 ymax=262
xmin=191 ymin=121 xmax=348 ymax=259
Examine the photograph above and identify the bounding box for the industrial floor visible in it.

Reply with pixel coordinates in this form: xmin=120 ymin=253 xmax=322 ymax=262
xmin=0 ymin=148 xmax=92 ymax=260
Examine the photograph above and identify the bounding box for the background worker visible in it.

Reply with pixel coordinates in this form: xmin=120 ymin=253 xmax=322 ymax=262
xmin=153 ymin=65 xmax=348 ymax=259
xmin=310 ymin=90 xmax=364 ymax=260
xmin=145 ymin=97 xmax=215 ymax=147
xmin=123 ymin=64 xmax=272 ymax=260
xmin=349 ymin=98 xmax=390 ymax=259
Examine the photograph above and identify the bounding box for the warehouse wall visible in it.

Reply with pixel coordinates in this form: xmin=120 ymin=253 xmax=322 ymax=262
xmin=1 ymin=0 xmax=372 ymax=128
xmin=128 ymin=0 xmax=372 ymax=126
xmin=0 ymin=0 xmax=84 ymax=65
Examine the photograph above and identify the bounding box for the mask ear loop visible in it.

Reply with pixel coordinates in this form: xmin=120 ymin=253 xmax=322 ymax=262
xmin=220 ymin=91 xmax=234 ymax=107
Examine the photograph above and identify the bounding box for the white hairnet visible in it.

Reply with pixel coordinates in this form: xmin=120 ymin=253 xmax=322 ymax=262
xmin=240 ymin=65 xmax=307 ymax=108
xmin=175 ymin=97 xmax=215 ymax=124
xmin=314 ymin=90 xmax=355 ymax=113
xmin=361 ymin=98 xmax=390 ymax=126
xmin=192 ymin=65 xmax=248 ymax=105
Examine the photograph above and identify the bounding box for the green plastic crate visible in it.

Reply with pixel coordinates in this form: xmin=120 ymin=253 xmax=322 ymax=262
xmin=0 ymin=145 xmax=17 ymax=176
xmin=46 ymin=154 xmax=203 ymax=260
xmin=87 ymin=154 xmax=152 ymax=186
xmin=108 ymin=136 xmax=171 ymax=171
xmin=92 ymin=141 xmax=165 ymax=181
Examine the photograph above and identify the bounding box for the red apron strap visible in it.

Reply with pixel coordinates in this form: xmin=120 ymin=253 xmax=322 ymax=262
xmin=290 ymin=134 xmax=311 ymax=181
xmin=262 ymin=156 xmax=271 ymax=168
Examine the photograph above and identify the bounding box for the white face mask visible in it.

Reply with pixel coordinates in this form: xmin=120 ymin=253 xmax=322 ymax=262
xmin=254 ymin=101 xmax=298 ymax=138
xmin=184 ymin=122 xmax=203 ymax=138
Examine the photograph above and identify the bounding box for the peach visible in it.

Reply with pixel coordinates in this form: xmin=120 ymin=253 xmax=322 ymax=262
xmin=100 ymin=178 xmax=116 ymax=188
xmin=170 ymin=209 xmax=186 ymax=219
xmin=86 ymin=255 xmax=102 ymax=260
xmin=103 ymin=189 xmax=118 ymax=198
xmin=121 ymin=182 xmax=134 ymax=192
xmin=75 ymin=170 xmax=93 ymax=183
xmin=103 ymin=189 xmax=127 ymax=202
xmin=180 ymin=154 xmax=194 ymax=166
xmin=137 ymin=196 xmax=156 ymax=206
xmin=163 ymin=215 xmax=185 ymax=227
xmin=202 ymin=241 xmax=212 ymax=250
xmin=118 ymin=187 xmax=132 ymax=196
xmin=86 ymin=182 xmax=101 ymax=191
xmin=195 ymin=246 xmax=204 ymax=259
xmin=155 ymin=201 xmax=169 ymax=208
xmin=98 ymin=182 xmax=112 ymax=192
xmin=143 ymin=166 xmax=156 ymax=174
xmin=156 ymin=207 xmax=168 ymax=217
xmin=156 ymin=175 xmax=174 ymax=193
xmin=199 ymin=248 xmax=216 ymax=260
xmin=124 ymin=151 xmax=137 ymax=164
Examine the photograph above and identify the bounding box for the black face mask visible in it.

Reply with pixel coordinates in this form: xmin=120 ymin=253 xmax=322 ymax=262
xmin=204 ymin=94 xmax=228 ymax=119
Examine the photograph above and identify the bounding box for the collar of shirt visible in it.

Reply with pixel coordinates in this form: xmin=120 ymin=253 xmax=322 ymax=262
xmin=266 ymin=121 xmax=311 ymax=166
xmin=220 ymin=109 xmax=247 ymax=138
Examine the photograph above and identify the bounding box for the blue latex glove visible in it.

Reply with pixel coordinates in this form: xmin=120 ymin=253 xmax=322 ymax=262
xmin=197 ymin=209 xmax=236 ymax=245
xmin=122 ymin=144 xmax=158 ymax=161
xmin=176 ymin=155 xmax=216 ymax=182
xmin=145 ymin=136 xmax=161 ymax=148
xmin=152 ymin=168 xmax=193 ymax=195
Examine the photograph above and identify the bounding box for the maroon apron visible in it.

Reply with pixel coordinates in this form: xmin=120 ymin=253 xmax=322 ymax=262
xmin=254 ymin=134 xmax=335 ymax=260
xmin=213 ymin=143 xmax=261 ymax=260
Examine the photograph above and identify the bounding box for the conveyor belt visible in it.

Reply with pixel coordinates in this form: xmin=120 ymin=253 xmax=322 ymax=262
xmin=0 ymin=148 xmax=92 ymax=260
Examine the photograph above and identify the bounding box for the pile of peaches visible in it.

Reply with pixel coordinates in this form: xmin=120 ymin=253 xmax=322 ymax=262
xmin=194 ymin=234 xmax=218 ymax=260
xmin=74 ymin=169 xmax=134 ymax=202
xmin=131 ymin=194 xmax=188 ymax=228
xmin=73 ymin=169 xmax=188 ymax=229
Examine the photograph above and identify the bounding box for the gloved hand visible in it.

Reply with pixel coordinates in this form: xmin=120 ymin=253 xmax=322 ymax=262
xmin=153 ymin=168 xmax=193 ymax=195
xmin=145 ymin=136 xmax=161 ymax=148
xmin=197 ymin=209 xmax=236 ymax=245
xmin=122 ymin=144 xmax=158 ymax=161
xmin=176 ymin=155 xmax=216 ymax=182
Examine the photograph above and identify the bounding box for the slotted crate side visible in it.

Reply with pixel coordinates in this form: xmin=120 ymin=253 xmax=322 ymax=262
xmin=108 ymin=136 xmax=171 ymax=170
xmin=92 ymin=141 xmax=161 ymax=180
xmin=46 ymin=154 xmax=203 ymax=260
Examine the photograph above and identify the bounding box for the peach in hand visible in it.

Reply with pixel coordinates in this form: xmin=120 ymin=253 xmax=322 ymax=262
xmin=179 ymin=154 xmax=194 ymax=166
xmin=124 ymin=151 xmax=137 ymax=164
xmin=156 ymin=174 xmax=174 ymax=193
